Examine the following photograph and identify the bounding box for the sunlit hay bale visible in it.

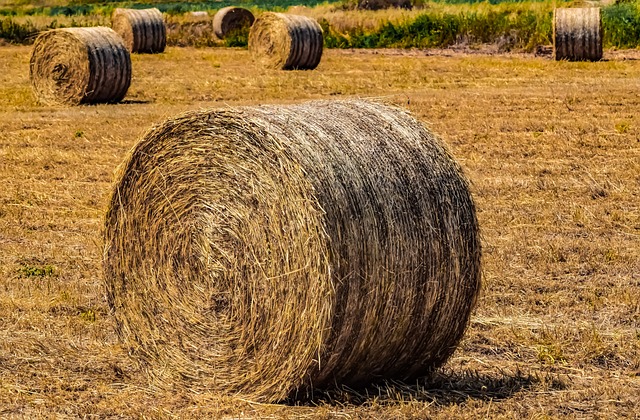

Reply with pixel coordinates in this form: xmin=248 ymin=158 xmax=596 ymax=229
xmin=248 ymin=12 xmax=323 ymax=70
xmin=29 ymin=27 xmax=131 ymax=106
xmin=104 ymin=99 xmax=482 ymax=401
xmin=554 ymin=7 xmax=602 ymax=61
xmin=213 ymin=6 xmax=255 ymax=39
xmin=111 ymin=8 xmax=166 ymax=53
xmin=188 ymin=11 xmax=210 ymax=19
xmin=358 ymin=0 xmax=412 ymax=10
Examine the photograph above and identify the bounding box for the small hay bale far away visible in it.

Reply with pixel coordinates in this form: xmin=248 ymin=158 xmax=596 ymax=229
xmin=103 ymin=99 xmax=482 ymax=402
xmin=248 ymin=12 xmax=323 ymax=70
xmin=111 ymin=8 xmax=166 ymax=53
xmin=358 ymin=0 xmax=412 ymax=11
xmin=30 ymin=27 xmax=131 ymax=105
xmin=213 ymin=6 xmax=255 ymax=39
xmin=554 ymin=7 xmax=602 ymax=61
xmin=188 ymin=11 xmax=210 ymax=19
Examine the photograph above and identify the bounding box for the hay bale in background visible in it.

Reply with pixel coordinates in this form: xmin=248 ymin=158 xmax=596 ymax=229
xmin=30 ymin=27 xmax=131 ymax=105
xmin=189 ymin=11 xmax=210 ymax=19
xmin=103 ymin=99 xmax=482 ymax=402
xmin=111 ymin=8 xmax=166 ymax=53
xmin=248 ymin=13 xmax=323 ymax=70
xmin=213 ymin=6 xmax=255 ymax=39
xmin=358 ymin=0 xmax=412 ymax=10
xmin=554 ymin=7 xmax=602 ymax=61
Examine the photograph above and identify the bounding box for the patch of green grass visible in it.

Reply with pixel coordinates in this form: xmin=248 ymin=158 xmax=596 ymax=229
xmin=19 ymin=263 xmax=56 ymax=278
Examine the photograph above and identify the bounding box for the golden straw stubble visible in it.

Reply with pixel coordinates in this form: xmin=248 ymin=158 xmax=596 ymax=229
xmin=103 ymin=99 xmax=481 ymax=402
xmin=248 ymin=12 xmax=323 ymax=70
xmin=29 ymin=27 xmax=131 ymax=105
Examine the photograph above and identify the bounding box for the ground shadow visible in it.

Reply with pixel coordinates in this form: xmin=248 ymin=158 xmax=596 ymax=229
xmin=286 ymin=368 xmax=565 ymax=407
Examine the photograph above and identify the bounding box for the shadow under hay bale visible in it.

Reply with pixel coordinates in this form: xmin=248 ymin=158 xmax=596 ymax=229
xmin=213 ymin=6 xmax=255 ymax=39
xmin=248 ymin=12 xmax=323 ymax=70
xmin=112 ymin=7 xmax=166 ymax=53
xmin=554 ymin=7 xmax=602 ymax=61
xmin=29 ymin=27 xmax=131 ymax=105
xmin=103 ymin=99 xmax=481 ymax=403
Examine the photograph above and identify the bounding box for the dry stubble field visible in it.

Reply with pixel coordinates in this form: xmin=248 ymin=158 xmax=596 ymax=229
xmin=0 ymin=46 xmax=639 ymax=418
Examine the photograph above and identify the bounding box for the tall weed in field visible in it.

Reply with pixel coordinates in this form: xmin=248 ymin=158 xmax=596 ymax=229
xmin=322 ymin=7 xmax=553 ymax=50
xmin=602 ymin=2 xmax=640 ymax=48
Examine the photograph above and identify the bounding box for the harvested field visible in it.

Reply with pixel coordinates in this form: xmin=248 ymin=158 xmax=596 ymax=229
xmin=0 ymin=46 xmax=639 ymax=417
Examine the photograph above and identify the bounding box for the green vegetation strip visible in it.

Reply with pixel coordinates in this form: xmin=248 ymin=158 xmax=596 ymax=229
xmin=2 ymin=2 xmax=640 ymax=50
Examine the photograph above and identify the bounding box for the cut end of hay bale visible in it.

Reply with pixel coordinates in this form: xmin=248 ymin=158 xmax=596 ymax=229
xmin=103 ymin=99 xmax=481 ymax=402
xmin=248 ymin=12 xmax=323 ymax=70
xmin=213 ymin=6 xmax=255 ymax=39
xmin=29 ymin=27 xmax=131 ymax=106
xmin=111 ymin=7 xmax=166 ymax=53
xmin=554 ymin=7 xmax=602 ymax=61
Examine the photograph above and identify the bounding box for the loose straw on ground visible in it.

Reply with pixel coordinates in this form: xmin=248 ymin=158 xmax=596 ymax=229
xmin=103 ymin=99 xmax=482 ymax=402
xmin=248 ymin=12 xmax=323 ymax=70
xmin=30 ymin=27 xmax=131 ymax=105
xmin=111 ymin=8 xmax=166 ymax=53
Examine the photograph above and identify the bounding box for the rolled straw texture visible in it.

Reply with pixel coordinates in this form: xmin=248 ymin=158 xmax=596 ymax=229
xmin=248 ymin=12 xmax=323 ymax=70
xmin=554 ymin=7 xmax=602 ymax=61
xmin=29 ymin=27 xmax=131 ymax=105
xmin=103 ymin=99 xmax=481 ymax=402
xmin=111 ymin=8 xmax=166 ymax=53
xmin=213 ymin=6 xmax=255 ymax=39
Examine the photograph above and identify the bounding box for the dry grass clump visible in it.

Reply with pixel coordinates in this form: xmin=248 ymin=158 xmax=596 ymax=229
xmin=29 ymin=27 xmax=131 ymax=105
xmin=248 ymin=12 xmax=323 ymax=70
xmin=213 ymin=6 xmax=255 ymax=39
xmin=111 ymin=8 xmax=166 ymax=53
xmin=103 ymin=99 xmax=482 ymax=402
xmin=554 ymin=7 xmax=602 ymax=61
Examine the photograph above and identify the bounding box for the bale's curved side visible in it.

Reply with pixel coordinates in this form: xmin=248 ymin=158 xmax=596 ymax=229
xmin=103 ymin=99 xmax=481 ymax=402
xmin=112 ymin=8 xmax=166 ymax=53
xmin=248 ymin=12 xmax=323 ymax=70
xmin=30 ymin=27 xmax=131 ymax=105
xmin=213 ymin=6 xmax=255 ymax=39
xmin=554 ymin=7 xmax=602 ymax=61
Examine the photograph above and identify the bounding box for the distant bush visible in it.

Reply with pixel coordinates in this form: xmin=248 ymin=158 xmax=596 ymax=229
xmin=603 ymin=2 xmax=640 ymax=48
xmin=0 ymin=18 xmax=39 ymax=43
xmin=322 ymin=9 xmax=553 ymax=51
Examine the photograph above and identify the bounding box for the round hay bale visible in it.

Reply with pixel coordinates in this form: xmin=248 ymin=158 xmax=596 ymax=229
xmin=213 ymin=6 xmax=255 ymax=39
xmin=554 ymin=7 xmax=602 ymax=61
xmin=248 ymin=12 xmax=323 ymax=70
xmin=188 ymin=11 xmax=210 ymax=19
xmin=358 ymin=0 xmax=412 ymax=10
xmin=29 ymin=27 xmax=131 ymax=106
xmin=111 ymin=8 xmax=166 ymax=53
xmin=103 ymin=99 xmax=481 ymax=402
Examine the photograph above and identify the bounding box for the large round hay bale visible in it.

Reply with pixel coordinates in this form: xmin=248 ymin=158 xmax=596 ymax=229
xmin=103 ymin=99 xmax=481 ymax=402
xmin=29 ymin=27 xmax=131 ymax=106
xmin=248 ymin=12 xmax=323 ymax=70
xmin=213 ymin=6 xmax=255 ymax=39
xmin=111 ymin=8 xmax=166 ymax=53
xmin=554 ymin=7 xmax=602 ymax=61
